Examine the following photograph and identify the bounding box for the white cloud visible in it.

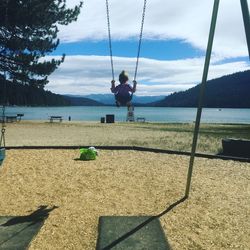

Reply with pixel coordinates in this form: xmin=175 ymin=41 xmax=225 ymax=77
xmin=60 ymin=0 xmax=249 ymax=58
xmin=47 ymin=0 xmax=250 ymax=96
xmin=46 ymin=55 xmax=250 ymax=96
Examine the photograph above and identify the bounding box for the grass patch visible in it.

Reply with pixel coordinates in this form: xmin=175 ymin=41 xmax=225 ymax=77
xmin=5 ymin=121 xmax=250 ymax=154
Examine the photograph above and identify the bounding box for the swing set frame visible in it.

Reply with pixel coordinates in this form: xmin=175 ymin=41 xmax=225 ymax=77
xmin=185 ymin=0 xmax=250 ymax=197
xmin=106 ymin=0 xmax=250 ymax=198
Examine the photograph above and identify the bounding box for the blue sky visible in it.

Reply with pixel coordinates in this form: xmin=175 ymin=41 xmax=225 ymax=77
xmin=46 ymin=0 xmax=250 ymax=96
xmin=52 ymin=39 xmax=205 ymax=60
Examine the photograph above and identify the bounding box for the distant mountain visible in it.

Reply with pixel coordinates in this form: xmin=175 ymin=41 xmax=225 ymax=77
xmin=64 ymin=95 xmax=103 ymax=106
xmin=151 ymin=70 xmax=250 ymax=108
xmin=2 ymin=70 xmax=249 ymax=107
xmin=82 ymin=94 xmax=114 ymax=105
xmin=83 ymin=94 xmax=165 ymax=105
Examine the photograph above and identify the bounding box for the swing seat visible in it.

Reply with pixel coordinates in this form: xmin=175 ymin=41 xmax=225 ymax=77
xmin=0 ymin=147 xmax=5 ymax=166
xmin=115 ymin=93 xmax=132 ymax=106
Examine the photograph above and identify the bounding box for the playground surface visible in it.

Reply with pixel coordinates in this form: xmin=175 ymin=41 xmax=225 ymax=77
xmin=0 ymin=149 xmax=249 ymax=249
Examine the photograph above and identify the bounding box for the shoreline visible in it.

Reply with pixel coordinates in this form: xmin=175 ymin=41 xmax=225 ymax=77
xmin=4 ymin=106 xmax=250 ymax=124
xmin=5 ymin=105 xmax=250 ymax=108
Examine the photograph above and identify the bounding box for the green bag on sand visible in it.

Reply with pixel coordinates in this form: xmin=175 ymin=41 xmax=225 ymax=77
xmin=79 ymin=148 xmax=97 ymax=161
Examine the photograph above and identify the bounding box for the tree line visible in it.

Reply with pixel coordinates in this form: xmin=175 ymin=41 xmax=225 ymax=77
xmin=152 ymin=70 xmax=250 ymax=108
xmin=0 ymin=76 xmax=70 ymax=106
xmin=0 ymin=75 xmax=104 ymax=106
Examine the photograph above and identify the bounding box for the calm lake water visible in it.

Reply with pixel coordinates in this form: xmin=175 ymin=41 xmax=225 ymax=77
xmin=5 ymin=106 xmax=250 ymax=124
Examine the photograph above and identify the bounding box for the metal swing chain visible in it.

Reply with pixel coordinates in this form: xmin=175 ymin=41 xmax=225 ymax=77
xmin=0 ymin=0 xmax=9 ymax=148
xmin=106 ymin=0 xmax=115 ymax=81
xmin=134 ymin=0 xmax=147 ymax=81
xmin=1 ymin=71 xmax=7 ymax=148
xmin=106 ymin=0 xmax=147 ymax=82
xmin=0 ymin=110 xmax=6 ymax=148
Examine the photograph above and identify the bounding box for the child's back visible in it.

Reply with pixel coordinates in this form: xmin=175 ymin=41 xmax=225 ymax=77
xmin=110 ymin=70 xmax=137 ymax=107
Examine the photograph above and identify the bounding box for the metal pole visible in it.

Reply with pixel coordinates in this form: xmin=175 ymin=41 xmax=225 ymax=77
xmin=185 ymin=0 xmax=220 ymax=198
xmin=240 ymin=0 xmax=250 ymax=59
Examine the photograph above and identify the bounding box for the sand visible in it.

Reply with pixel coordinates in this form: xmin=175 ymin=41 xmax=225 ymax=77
xmin=0 ymin=149 xmax=249 ymax=250
xmin=0 ymin=121 xmax=249 ymax=249
xmin=5 ymin=121 xmax=191 ymax=149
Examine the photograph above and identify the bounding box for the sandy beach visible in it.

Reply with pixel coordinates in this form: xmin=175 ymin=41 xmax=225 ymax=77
xmin=0 ymin=121 xmax=249 ymax=249
xmin=5 ymin=121 xmax=194 ymax=149
xmin=5 ymin=120 xmax=249 ymax=153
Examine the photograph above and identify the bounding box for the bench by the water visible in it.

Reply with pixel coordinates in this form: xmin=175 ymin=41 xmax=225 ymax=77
xmin=136 ymin=117 xmax=146 ymax=122
xmin=6 ymin=116 xmax=17 ymax=123
xmin=49 ymin=116 xmax=63 ymax=123
xmin=0 ymin=114 xmax=24 ymax=123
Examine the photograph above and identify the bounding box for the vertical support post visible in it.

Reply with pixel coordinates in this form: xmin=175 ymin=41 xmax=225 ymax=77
xmin=185 ymin=0 xmax=220 ymax=198
xmin=240 ymin=0 xmax=250 ymax=59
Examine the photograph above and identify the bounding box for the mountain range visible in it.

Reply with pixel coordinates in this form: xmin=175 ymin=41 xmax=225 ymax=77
xmin=1 ymin=70 xmax=249 ymax=107
xmin=76 ymin=94 xmax=165 ymax=105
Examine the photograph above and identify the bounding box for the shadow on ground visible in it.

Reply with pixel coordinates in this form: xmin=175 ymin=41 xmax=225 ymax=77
xmin=0 ymin=205 xmax=58 ymax=249
xmin=97 ymin=196 xmax=187 ymax=250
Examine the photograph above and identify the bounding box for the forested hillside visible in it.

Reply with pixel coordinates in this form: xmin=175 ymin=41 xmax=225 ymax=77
xmin=152 ymin=70 xmax=250 ymax=108
xmin=1 ymin=70 xmax=249 ymax=107
xmin=0 ymin=78 xmax=102 ymax=106
xmin=0 ymin=79 xmax=70 ymax=106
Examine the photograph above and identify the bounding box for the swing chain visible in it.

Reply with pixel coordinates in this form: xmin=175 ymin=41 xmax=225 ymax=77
xmin=1 ymin=0 xmax=8 ymax=149
xmin=134 ymin=0 xmax=147 ymax=81
xmin=0 ymin=70 xmax=6 ymax=148
xmin=106 ymin=0 xmax=147 ymax=82
xmin=106 ymin=0 xmax=115 ymax=81
xmin=1 ymin=70 xmax=7 ymax=148
xmin=0 ymin=127 xmax=6 ymax=148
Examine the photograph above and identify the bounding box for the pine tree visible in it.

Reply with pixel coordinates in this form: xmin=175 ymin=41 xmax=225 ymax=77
xmin=0 ymin=0 xmax=83 ymax=88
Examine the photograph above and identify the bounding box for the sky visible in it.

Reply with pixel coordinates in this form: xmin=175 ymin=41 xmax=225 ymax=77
xmin=46 ymin=0 xmax=250 ymax=96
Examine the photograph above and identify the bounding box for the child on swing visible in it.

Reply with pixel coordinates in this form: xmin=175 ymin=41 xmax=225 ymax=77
xmin=110 ymin=70 xmax=137 ymax=107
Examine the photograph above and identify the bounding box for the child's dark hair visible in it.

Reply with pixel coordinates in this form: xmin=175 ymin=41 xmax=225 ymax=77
xmin=119 ymin=70 xmax=129 ymax=83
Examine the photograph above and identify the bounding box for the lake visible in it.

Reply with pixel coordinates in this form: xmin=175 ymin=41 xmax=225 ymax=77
xmin=4 ymin=106 xmax=250 ymax=124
